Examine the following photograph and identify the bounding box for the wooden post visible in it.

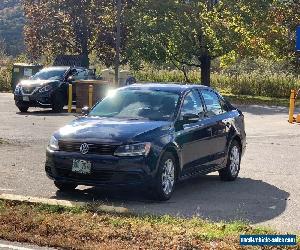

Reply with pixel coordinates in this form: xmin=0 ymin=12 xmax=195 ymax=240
xmin=88 ymin=85 xmax=93 ymax=109
xmin=68 ymin=84 xmax=72 ymax=113
xmin=288 ymin=90 xmax=296 ymax=123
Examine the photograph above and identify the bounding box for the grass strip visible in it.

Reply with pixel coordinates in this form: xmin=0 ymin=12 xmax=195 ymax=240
xmin=221 ymin=92 xmax=294 ymax=107
xmin=0 ymin=199 xmax=298 ymax=249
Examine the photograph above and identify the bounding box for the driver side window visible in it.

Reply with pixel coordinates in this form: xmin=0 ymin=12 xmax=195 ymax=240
xmin=181 ymin=90 xmax=205 ymax=118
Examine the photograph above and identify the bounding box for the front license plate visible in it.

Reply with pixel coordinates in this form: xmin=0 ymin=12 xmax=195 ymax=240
xmin=23 ymin=96 xmax=30 ymax=102
xmin=72 ymin=159 xmax=92 ymax=174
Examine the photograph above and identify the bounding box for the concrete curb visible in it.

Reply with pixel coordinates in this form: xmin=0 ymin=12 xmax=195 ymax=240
xmin=0 ymin=193 xmax=129 ymax=214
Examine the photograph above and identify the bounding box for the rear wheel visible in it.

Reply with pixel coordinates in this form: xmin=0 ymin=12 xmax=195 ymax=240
xmin=54 ymin=181 xmax=77 ymax=192
xmin=52 ymin=91 xmax=65 ymax=113
xmin=152 ymin=152 xmax=177 ymax=201
xmin=219 ymin=140 xmax=241 ymax=181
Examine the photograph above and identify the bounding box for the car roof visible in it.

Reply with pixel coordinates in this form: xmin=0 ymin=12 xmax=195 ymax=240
xmin=124 ymin=83 xmax=211 ymax=94
xmin=42 ymin=66 xmax=71 ymax=71
xmin=42 ymin=66 xmax=88 ymax=70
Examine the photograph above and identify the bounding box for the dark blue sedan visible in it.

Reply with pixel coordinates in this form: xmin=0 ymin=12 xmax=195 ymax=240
xmin=45 ymin=84 xmax=246 ymax=200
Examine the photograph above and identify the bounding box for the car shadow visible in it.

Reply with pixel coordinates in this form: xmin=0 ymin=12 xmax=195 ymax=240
xmin=51 ymin=175 xmax=289 ymax=225
xmin=16 ymin=108 xmax=76 ymax=117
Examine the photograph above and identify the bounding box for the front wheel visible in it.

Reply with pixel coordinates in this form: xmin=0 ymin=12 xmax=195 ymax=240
xmin=17 ymin=105 xmax=29 ymax=113
xmin=52 ymin=92 xmax=65 ymax=113
xmin=219 ymin=140 xmax=241 ymax=181
xmin=152 ymin=152 xmax=177 ymax=201
xmin=54 ymin=181 xmax=77 ymax=192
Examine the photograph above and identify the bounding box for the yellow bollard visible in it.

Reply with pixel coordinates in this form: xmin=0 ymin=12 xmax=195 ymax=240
xmin=288 ymin=90 xmax=296 ymax=123
xmin=68 ymin=84 xmax=73 ymax=113
xmin=88 ymin=85 xmax=93 ymax=109
xmin=296 ymin=114 xmax=300 ymax=123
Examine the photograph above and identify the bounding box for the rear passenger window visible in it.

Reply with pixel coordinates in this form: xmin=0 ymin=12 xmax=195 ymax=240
xmin=181 ymin=90 xmax=205 ymax=118
xmin=201 ymin=90 xmax=224 ymax=116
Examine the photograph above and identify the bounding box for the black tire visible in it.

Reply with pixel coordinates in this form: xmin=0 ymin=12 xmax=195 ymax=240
xmin=219 ymin=140 xmax=241 ymax=181
xmin=151 ymin=152 xmax=177 ymax=201
xmin=52 ymin=91 xmax=65 ymax=113
xmin=54 ymin=181 xmax=77 ymax=192
xmin=17 ymin=105 xmax=29 ymax=113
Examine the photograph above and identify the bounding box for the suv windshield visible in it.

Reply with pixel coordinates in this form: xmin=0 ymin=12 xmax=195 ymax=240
xmin=89 ymin=89 xmax=180 ymax=121
xmin=31 ymin=68 xmax=68 ymax=80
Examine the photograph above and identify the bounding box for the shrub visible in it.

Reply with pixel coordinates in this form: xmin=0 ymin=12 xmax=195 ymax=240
xmin=134 ymin=70 xmax=300 ymax=98
xmin=0 ymin=66 xmax=12 ymax=92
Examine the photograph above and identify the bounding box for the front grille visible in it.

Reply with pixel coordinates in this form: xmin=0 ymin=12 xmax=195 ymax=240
xmin=22 ymin=86 xmax=36 ymax=95
xmin=58 ymin=141 xmax=119 ymax=155
xmin=56 ymin=168 xmax=115 ymax=182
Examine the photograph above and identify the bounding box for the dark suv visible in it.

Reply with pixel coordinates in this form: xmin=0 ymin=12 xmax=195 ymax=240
xmin=14 ymin=66 xmax=94 ymax=113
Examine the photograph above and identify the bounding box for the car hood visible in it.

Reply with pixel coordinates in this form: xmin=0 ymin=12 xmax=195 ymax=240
xmin=56 ymin=117 xmax=172 ymax=143
xmin=19 ymin=79 xmax=59 ymax=87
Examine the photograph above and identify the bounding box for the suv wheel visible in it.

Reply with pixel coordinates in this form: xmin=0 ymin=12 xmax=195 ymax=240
xmin=219 ymin=140 xmax=241 ymax=181
xmin=17 ymin=105 xmax=29 ymax=113
xmin=52 ymin=91 xmax=65 ymax=113
xmin=54 ymin=181 xmax=77 ymax=192
xmin=152 ymin=152 xmax=177 ymax=201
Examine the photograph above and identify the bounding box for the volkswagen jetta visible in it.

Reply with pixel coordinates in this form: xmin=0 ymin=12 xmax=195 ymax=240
xmin=45 ymin=84 xmax=246 ymax=200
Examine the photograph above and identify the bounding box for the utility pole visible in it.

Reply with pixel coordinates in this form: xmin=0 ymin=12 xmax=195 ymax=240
xmin=115 ymin=0 xmax=122 ymax=87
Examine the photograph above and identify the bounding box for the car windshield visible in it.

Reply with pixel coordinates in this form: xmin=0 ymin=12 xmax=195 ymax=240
xmin=89 ymin=89 xmax=180 ymax=121
xmin=31 ymin=68 xmax=68 ymax=80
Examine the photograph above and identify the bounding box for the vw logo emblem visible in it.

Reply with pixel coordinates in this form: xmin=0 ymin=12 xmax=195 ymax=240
xmin=80 ymin=143 xmax=89 ymax=155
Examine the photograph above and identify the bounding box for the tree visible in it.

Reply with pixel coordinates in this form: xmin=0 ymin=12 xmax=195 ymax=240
xmin=23 ymin=0 xmax=132 ymax=67
xmin=0 ymin=0 xmax=24 ymax=56
xmin=125 ymin=0 xmax=294 ymax=86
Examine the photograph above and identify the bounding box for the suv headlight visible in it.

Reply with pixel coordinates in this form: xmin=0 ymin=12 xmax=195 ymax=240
xmin=49 ymin=136 xmax=59 ymax=151
xmin=39 ymin=85 xmax=52 ymax=93
xmin=14 ymin=84 xmax=21 ymax=94
xmin=114 ymin=142 xmax=151 ymax=157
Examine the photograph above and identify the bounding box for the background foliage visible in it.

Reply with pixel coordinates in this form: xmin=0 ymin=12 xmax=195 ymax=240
xmin=0 ymin=0 xmax=24 ymax=56
xmin=0 ymin=0 xmax=300 ymax=99
xmin=134 ymin=57 xmax=300 ymax=98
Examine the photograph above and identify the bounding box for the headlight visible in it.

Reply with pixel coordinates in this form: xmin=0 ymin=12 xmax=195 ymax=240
xmin=14 ymin=84 xmax=21 ymax=94
xmin=39 ymin=85 xmax=52 ymax=93
xmin=49 ymin=136 xmax=59 ymax=151
xmin=114 ymin=142 xmax=151 ymax=157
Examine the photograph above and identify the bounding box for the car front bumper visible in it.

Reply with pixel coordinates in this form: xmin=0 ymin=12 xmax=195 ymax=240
xmin=45 ymin=149 xmax=156 ymax=187
xmin=14 ymin=91 xmax=53 ymax=108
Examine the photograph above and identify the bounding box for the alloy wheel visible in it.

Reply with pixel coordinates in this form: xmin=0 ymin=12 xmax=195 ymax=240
xmin=161 ymin=159 xmax=175 ymax=195
xmin=229 ymin=146 xmax=240 ymax=176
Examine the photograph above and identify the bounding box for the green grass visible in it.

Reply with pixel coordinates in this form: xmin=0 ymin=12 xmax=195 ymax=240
xmin=1 ymin=199 xmax=297 ymax=249
xmin=33 ymin=203 xmax=86 ymax=214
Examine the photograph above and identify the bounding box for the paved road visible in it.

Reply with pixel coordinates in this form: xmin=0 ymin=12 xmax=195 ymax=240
xmin=0 ymin=93 xmax=299 ymax=233
xmin=0 ymin=240 xmax=55 ymax=250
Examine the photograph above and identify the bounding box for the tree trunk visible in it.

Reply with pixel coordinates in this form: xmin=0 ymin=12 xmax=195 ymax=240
xmin=199 ymin=54 xmax=211 ymax=87
xmin=82 ymin=51 xmax=89 ymax=68
xmin=81 ymin=41 xmax=89 ymax=68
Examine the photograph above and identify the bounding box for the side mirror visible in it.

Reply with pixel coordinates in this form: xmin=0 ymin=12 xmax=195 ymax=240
xmin=82 ymin=106 xmax=90 ymax=116
xmin=68 ymin=75 xmax=75 ymax=82
xmin=182 ymin=113 xmax=199 ymax=123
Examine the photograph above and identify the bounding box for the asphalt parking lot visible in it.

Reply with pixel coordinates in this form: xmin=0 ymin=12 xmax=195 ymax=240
xmin=0 ymin=92 xmax=299 ymax=234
